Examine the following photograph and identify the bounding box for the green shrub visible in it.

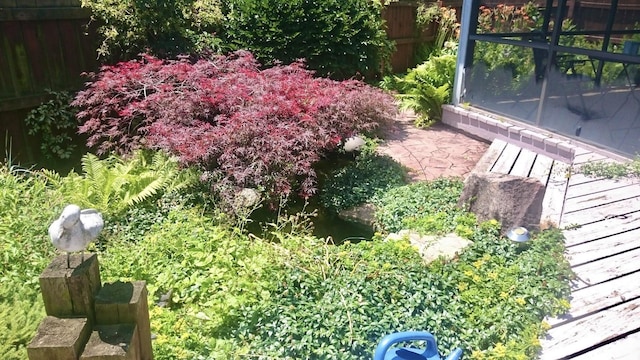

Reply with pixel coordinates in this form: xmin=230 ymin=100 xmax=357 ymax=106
xmin=24 ymin=90 xmax=79 ymax=160
xmin=380 ymin=54 xmax=456 ymax=127
xmin=81 ymin=0 xmax=224 ymax=61
xmin=220 ymin=0 xmax=394 ymax=79
xmin=320 ymin=153 xmax=407 ymax=212
xmin=99 ymin=208 xmax=284 ymax=359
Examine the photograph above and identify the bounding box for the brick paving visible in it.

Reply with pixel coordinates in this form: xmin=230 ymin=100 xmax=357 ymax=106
xmin=378 ymin=110 xmax=490 ymax=182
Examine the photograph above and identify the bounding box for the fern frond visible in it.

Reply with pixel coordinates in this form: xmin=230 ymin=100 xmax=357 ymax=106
xmin=123 ymin=174 xmax=167 ymax=206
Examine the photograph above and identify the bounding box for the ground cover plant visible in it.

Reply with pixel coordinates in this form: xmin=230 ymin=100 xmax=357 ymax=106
xmin=4 ymin=154 xmax=573 ymax=359
xmin=73 ymin=51 xmax=396 ymax=205
xmin=319 ymin=151 xmax=408 ymax=213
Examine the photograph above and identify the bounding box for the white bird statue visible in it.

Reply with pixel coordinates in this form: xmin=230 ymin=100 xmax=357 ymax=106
xmin=48 ymin=204 xmax=104 ymax=268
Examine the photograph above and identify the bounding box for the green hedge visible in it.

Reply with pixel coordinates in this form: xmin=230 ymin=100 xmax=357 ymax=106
xmin=221 ymin=0 xmax=394 ymax=78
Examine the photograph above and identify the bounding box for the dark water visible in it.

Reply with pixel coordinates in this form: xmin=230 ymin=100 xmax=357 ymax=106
xmin=247 ymin=153 xmax=375 ymax=243
xmin=247 ymin=198 xmax=375 ymax=244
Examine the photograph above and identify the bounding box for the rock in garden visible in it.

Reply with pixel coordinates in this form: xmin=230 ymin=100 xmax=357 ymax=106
xmin=386 ymin=230 xmax=472 ymax=263
xmin=343 ymin=135 xmax=366 ymax=152
xmin=458 ymin=173 xmax=545 ymax=232
xmin=338 ymin=203 xmax=377 ymax=227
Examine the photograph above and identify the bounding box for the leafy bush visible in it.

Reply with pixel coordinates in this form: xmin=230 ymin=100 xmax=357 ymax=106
xmin=380 ymin=53 xmax=456 ymax=127
xmin=40 ymin=150 xmax=198 ymax=219
xmin=320 ymin=153 xmax=407 ymax=212
xmin=74 ymin=51 xmax=396 ymax=203
xmin=81 ymin=0 xmax=224 ymax=61
xmin=220 ymin=0 xmax=394 ymax=79
xmin=24 ymin=90 xmax=79 ymax=160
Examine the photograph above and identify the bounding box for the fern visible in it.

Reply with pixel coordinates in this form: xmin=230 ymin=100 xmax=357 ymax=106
xmin=43 ymin=150 xmax=198 ymax=218
xmin=384 ymin=54 xmax=457 ymax=127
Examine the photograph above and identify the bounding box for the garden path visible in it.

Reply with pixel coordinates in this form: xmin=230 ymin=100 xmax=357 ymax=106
xmin=377 ymin=110 xmax=490 ymax=181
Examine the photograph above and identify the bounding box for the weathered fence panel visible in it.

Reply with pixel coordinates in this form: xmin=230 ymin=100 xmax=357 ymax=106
xmin=0 ymin=1 xmax=96 ymax=164
xmin=383 ymin=1 xmax=437 ymax=73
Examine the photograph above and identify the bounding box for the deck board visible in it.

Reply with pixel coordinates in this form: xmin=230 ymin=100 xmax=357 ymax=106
xmin=529 ymin=154 xmax=554 ymax=186
xmin=509 ymin=147 xmax=537 ymax=177
xmin=539 ymin=297 xmax=640 ymax=359
xmin=541 ymin=160 xmax=570 ymax=227
xmin=563 ymin=183 xmax=640 ymax=213
xmin=472 ymin=138 xmax=506 ymax=174
xmin=571 ymin=330 xmax=640 ymax=360
xmin=571 ymin=247 xmax=640 ymax=288
xmin=561 ymin=196 xmax=640 ymax=227
xmin=565 ymin=227 xmax=640 ymax=266
xmin=572 ymin=151 xmax=609 ymax=165
xmin=490 ymin=142 xmax=521 ymax=173
xmin=563 ymin=210 xmax=640 ymax=247
xmin=546 ymin=271 xmax=640 ymax=327
xmin=565 ymin=178 xmax=638 ymax=199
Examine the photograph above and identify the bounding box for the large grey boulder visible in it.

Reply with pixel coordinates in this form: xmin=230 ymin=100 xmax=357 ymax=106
xmin=458 ymin=173 xmax=545 ymax=232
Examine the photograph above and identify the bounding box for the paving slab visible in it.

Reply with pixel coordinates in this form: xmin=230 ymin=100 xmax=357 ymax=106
xmin=378 ymin=110 xmax=490 ymax=181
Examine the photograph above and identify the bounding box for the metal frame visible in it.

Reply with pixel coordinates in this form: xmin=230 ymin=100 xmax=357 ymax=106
xmin=454 ymin=0 xmax=640 ymax=113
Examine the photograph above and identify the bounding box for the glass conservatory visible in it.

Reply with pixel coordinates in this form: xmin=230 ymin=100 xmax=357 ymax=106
xmin=453 ymin=0 xmax=640 ymax=157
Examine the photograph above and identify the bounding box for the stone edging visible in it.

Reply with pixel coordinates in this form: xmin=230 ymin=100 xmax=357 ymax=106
xmin=441 ymin=105 xmax=630 ymax=163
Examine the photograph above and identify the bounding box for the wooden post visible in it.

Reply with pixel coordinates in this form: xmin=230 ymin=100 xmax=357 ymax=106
xmin=80 ymin=324 xmax=139 ymax=360
xmin=29 ymin=255 xmax=153 ymax=359
xmin=27 ymin=316 xmax=92 ymax=360
xmin=94 ymin=281 xmax=153 ymax=360
xmin=38 ymin=254 xmax=102 ymax=324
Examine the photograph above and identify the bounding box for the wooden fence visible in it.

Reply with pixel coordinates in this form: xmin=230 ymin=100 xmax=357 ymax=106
xmin=383 ymin=1 xmax=437 ymax=73
xmin=0 ymin=0 xmax=96 ymax=164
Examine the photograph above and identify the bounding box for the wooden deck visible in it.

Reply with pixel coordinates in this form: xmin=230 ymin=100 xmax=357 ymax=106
xmin=476 ymin=140 xmax=640 ymax=359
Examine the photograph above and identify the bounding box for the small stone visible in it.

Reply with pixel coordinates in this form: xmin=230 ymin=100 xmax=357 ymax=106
xmin=343 ymin=135 xmax=366 ymax=152
xmin=386 ymin=231 xmax=472 ymax=264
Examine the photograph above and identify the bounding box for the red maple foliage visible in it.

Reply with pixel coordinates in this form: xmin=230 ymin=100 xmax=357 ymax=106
xmin=74 ymin=51 xmax=396 ymax=201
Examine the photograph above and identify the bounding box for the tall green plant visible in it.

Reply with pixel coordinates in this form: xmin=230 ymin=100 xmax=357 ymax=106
xmin=221 ymin=0 xmax=394 ymax=78
xmin=381 ymin=53 xmax=457 ymax=127
xmin=415 ymin=4 xmax=460 ymax=61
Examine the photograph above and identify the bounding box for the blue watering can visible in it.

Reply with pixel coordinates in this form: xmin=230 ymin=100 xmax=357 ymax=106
xmin=373 ymin=331 xmax=463 ymax=360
